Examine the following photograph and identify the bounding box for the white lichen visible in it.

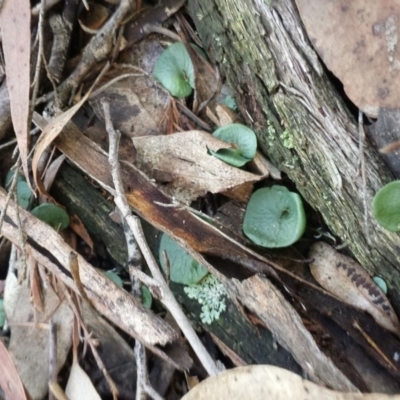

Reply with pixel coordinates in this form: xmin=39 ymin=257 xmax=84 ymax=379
xmin=184 ymin=275 xmax=227 ymax=325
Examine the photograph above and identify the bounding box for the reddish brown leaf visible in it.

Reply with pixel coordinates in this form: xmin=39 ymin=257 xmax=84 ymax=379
xmin=0 ymin=340 xmax=30 ymax=400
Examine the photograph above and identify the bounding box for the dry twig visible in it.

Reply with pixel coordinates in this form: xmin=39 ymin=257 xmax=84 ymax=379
xmin=102 ymin=99 xmax=222 ymax=377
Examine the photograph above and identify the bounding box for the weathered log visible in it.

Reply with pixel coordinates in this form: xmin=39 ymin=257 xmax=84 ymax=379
xmin=187 ymin=0 xmax=400 ymax=312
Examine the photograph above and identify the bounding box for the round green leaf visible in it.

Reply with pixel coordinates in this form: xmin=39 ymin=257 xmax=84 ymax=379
xmin=16 ymin=181 xmax=32 ymax=209
xmin=159 ymin=233 xmax=208 ymax=285
xmin=141 ymin=285 xmax=152 ymax=309
xmin=372 ymin=276 xmax=387 ymax=294
xmin=103 ymin=271 xmax=123 ymax=287
xmin=154 ymin=42 xmax=195 ymax=98
xmin=208 ymin=148 xmax=251 ymax=167
xmin=31 ymin=203 xmax=70 ymax=230
xmin=5 ymin=170 xmax=25 ymax=189
xmin=0 ymin=299 xmax=5 ymax=328
xmin=243 ymin=186 xmax=306 ymax=248
xmin=372 ymin=181 xmax=400 ymax=232
xmin=212 ymin=123 xmax=257 ymax=166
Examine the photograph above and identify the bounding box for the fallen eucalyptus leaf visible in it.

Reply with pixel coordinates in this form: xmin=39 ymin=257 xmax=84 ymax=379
xmin=182 ymin=365 xmax=400 ymax=400
xmin=133 ymin=130 xmax=266 ymax=204
xmin=309 ymin=242 xmax=400 ymax=337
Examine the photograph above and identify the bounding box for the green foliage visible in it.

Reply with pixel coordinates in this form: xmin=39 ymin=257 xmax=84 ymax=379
xmin=103 ymin=270 xmax=123 ymax=287
xmin=372 ymin=181 xmax=400 ymax=232
xmin=184 ymin=275 xmax=227 ymax=325
xmin=5 ymin=170 xmax=25 ymax=188
xmin=31 ymin=203 xmax=70 ymax=230
xmin=222 ymin=95 xmax=237 ymax=110
xmin=141 ymin=286 xmax=152 ymax=309
xmin=243 ymin=185 xmax=306 ymax=248
xmin=373 ymin=276 xmax=387 ymax=294
xmin=159 ymin=233 xmax=208 ymax=285
xmin=0 ymin=299 xmax=5 ymax=328
xmin=154 ymin=42 xmax=195 ymax=98
xmin=5 ymin=170 xmax=32 ymax=209
xmin=210 ymin=123 xmax=257 ymax=167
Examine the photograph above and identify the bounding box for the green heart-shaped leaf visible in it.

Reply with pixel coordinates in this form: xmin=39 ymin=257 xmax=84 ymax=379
xmin=154 ymin=42 xmax=195 ymax=98
xmin=5 ymin=170 xmax=26 ymax=189
xmin=16 ymin=181 xmax=32 ymax=210
xmin=372 ymin=181 xmax=400 ymax=232
xmin=208 ymin=148 xmax=250 ymax=167
xmin=212 ymin=123 xmax=257 ymax=166
xmin=243 ymin=186 xmax=306 ymax=248
xmin=159 ymin=233 xmax=208 ymax=285
xmin=31 ymin=203 xmax=70 ymax=230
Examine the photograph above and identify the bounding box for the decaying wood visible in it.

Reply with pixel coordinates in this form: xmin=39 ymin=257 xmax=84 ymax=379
xmin=187 ymin=0 xmax=400 ymax=314
xmin=0 ymin=188 xmax=191 ymax=368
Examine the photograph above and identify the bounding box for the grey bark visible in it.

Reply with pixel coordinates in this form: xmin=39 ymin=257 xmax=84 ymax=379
xmin=187 ymin=0 xmax=400 ymax=312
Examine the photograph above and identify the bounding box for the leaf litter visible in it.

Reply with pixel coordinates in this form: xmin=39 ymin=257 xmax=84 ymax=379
xmin=0 ymin=0 xmax=400 ymax=398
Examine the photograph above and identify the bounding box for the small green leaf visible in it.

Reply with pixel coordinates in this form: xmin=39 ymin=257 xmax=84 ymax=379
xmin=5 ymin=170 xmax=25 ymax=189
xmin=222 ymin=95 xmax=237 ymax=110
xmin=159 ymin=233 xmax=208 ymax=285
xmin=373 ymin=276 xmax=387 ymax=294
xmin=31 ymin=203 xmax=70 ymax=230
xmin=103 ymin=271 xmax=123 ymax=287
xmin=16 ymin=181 xmax=32 ymax=209
xmin=212 ymin=123 xmax=257 ymax=166
xmin=141 ymin=286 xmax=152 ymax=309
xmin=154 ymin=42 xmax=195 ymax=98
xmin=0 ymin=299 xmax=5 ymax=328
xmin=372 ymin=181 xmax=400 ymax=232
xmin=243 ymin=186 xmax=306 ymax=248
xmin=208 ymin=148 xmax=251 ymax=167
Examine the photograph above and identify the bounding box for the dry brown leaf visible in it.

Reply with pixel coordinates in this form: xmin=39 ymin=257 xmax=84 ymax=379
xmin=65 ymin=362 xmax=101 ymax=400
xmin=3 ymin=270 xmax=73 ymax=400
xmin=0 ymin=0 xmax=31 ymax=183
xmin=90 ymin=81 xmax=163 ymax=138
xmin=69 ymin=214 xmax=94 ymax=253
xmin=0 ymin=340 xmax=29 ymax=400
xmin=43 ymin=154 xmax=67 ymax=192
xmin=296 ymin=0 xmax=400 ymax=117
xmin=309 ymin=242 xmax=400 ymax=337
xmin=133 ymin=131 xmax=267 ymax=204
xmin=33 ymin=92 xmax=94 ymax=194
xmin=182 ymin=365 xmax=400 ymax=400
xmin=185 ymin=43 xmax=220 ymax=113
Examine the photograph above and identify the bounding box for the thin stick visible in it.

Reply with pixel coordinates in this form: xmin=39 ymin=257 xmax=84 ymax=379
xmin=102 ymin=99 xmax=222 ymax=376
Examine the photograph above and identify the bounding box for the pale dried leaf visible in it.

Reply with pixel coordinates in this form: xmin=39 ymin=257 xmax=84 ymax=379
xmin=182 ymin=365 xmax=400 ymax=400
xmin=0 ymin=340 xmax=29 ymax=400
xmin=296 ymin=0 xmax=400 ymax=117
xmin=65 ymin=362 xmax=101 ymax=400
xmin=133 ymin=131 xmax=267 ymax=204
xmin=43 ymin=154 xmax=67 ymax=192
xmin=4 ymin=270 xmax=73 ymax=399
xmin=33 ymin=92 xmax=94 ymax=193
xmin=0 ymin=0 xmax=31 ymax=182
xmin=309 ymin=242 xmax=400 ymax=337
